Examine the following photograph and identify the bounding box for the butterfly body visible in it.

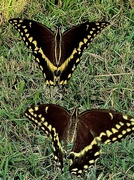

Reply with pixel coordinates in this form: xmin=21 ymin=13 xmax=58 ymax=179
xmin=25 ymin=104 xmax=134 ymax=175
xmin=9 ymin=19 xmax=110 ymax=85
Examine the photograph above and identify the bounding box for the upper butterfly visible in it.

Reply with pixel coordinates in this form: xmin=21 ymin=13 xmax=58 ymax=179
xmin=25 ymin=104 xmax=134 ymax=175
xmin=9 ymin=19 xmax=110 ymax=85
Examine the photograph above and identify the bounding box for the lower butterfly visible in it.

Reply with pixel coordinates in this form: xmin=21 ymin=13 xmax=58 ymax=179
xmin=9 ymin=19 xmax=110 ymax=85
xmin=25 ymin=104 xmax=134 ymax=175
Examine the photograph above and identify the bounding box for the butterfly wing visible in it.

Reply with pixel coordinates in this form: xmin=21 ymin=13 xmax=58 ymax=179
xmin=58 ymin=21 xmax=110 ymax=84
xmin=25 ymin=104 xmax=70 ymax=170
xmin=69 ymin=109 xmax=134 ymax=175
xmin=9 ymin=18 xmax=57 ymax=84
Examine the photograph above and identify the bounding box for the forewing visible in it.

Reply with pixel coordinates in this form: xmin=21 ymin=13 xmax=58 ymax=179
xmin=25 ymin=104 xmax=70 ymax=170
xmin=58 ymin=21 xmax=110 ymax=84
xmin=9 ymin=18 xmax=57 ymax=84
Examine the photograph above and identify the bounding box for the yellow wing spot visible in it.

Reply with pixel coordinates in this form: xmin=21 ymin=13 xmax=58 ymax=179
xmin=71 ymin=168 xmax=78 ymax=172
xmin=41 ymin=117 xmax=45 ymax=122
xmin=50 ymin=80 xmax=55 ymax=85
xmin=92 ymin=28 xmax=96 ymax=31
xmin=54 ymin=156 xmax=58 ymax=160
xmin=119 ymin=121 xmax=124 ymax=126
xmin=83 ymin=38 xmax=88 ymax=43
xmin=13 ymin=20 xmax=17 ymax=23
xmin=39 ymin=65 xmax=43 ymax=71
xmin=25 ymin=33 xmax=30 ymax=38
xmin=29 ymin=37 xmax=33 ymax=42
xmin=48 ymin=124 xmax=52 ymax=131
xmin=35 ymin=58 xmax=40 ymax=63
xmin=52 ymin=127 xmax=56 ymax=134
xmin=126 ymin=128 xmax=131 ymax=132
xmin=43 ymin=121 xmax=48 ymax=127
xmin=93 ymin=34 xmax=97 ymax=37
xmin=34 ymin=119 xmax=38 ymax=124
xmin=77 ymin=47 xmax=81 ymax=52
xmin=22 ymin=25 xmax=26 ymax=28
xmin=99 ymin=132 xmax=106 ymax=138
xmin=45 ymin=130 xmax=49 ymax=134
xmin=111 ymin=127 xmax=118 ymax=133
xmin=126 ymin=123 xmax=131 ymax=127
xmin=78 ymin=41 xmax=84 ymax=48
xmin=112 ymin=137 xmax=117 ymax=141
xmin=38 ymin=114 xmax=42 ymax=118
xmin=118 ymin=134 xmax=123 ymax=139
xmin=20 ymin=32 xmax=23 ymax=36
xmin=29 ymin=22 xmax=32 ymax=27
xmin=28 ymin=108 xmax=34 ymax=113
xmin=123 ymin=115 xmax=128 ymax=120
xmin=43 ymin=73 xmax=46 ymax=78
xmin=41 ymin=126 xmax=45 ymax=130
xmin=94 ymin=151 xmax=100 ymax=156
xmin=19 ymin=20 xmax=23 ymax=23
xmin=96 ymin=136 xmax=101 ymax=141
xmin=95 ymin=23 xmax=100 ymax=26
xmin=76 ymin=58 xmax=80 ymax=63
xmin=59 ymin=80 xmax=64 ymax=85
xmin=34 ymin=114 xmax=37 ymax=118
xmin=46 ymin=80 xmax=49 ymax=85
xmin=67 ymin=73 xmax=72 ymax=79
xmin=78 ymin=170 xmax=82 ymax=174
xmin=33 ymin=40 xmax=37 ymax=46
xmin=17 ymin=24 xmax=21 ymax=27
xmin=109 ymin=112 xmax=113 ymax=120
xmin=87 ymin=35 xmax=91 ymax=39
xmin=34 ymin=47 xmax=39 ymax=51
xmin=85 ymin=24 xmax=89 ymax=31
xmin=37 ymin=122 xmax=41 ymax=126
xmin=24 ymin=29 xmax=28 ymax=33
xmin=104 ymin=139 xmax=111 ymax=144
xmin=72 ymin=65 xmax=76 ymax=71
xmin=89 ymin=160 xmax=95 ymax=164
xmin=115 ymin=124 xmax=121 ymax=129
xmin=23 ymin=37 xmax=26 ymax=41
xmin=89 ymin=31 xmax=93 ymax=34
xmin=34 ymin=106 xmax=39 ymax=111
xmin=25 ymin=42 xmax=29 ymax=46
xmin=106 ymin=130 xmax=112 ymax=137
xmin=63 ymin=80 xmax=67 ymax=84
xmin=45 ymin=106 xmax=49 ymax=113
xmin=132 ymin=127 xmax=134 ymax=130
xmin=84 ymin=165 xmax=89 ymax=169
xmin=102 ymin=22 xmax=107 ymax=25
xmin=31 ymin=117 xmax=35 ymax=121
xmin=122 ymin=130 xmax=126 ymax=135
xmin=28 ymin=112 xmax=34 ymax=116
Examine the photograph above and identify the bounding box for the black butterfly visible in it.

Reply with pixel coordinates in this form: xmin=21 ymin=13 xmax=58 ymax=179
xmin=25 ymin=104 xmax=134 ymax=175
xmin=9 ymin=19 xmax=110 ymax=85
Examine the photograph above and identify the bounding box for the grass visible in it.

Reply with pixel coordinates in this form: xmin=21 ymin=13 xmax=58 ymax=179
xmin=0 ymin=0 xmax=134 ymax=179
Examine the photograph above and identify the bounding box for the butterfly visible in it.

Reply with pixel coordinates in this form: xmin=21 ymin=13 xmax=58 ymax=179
xmin=9 ymin=19 xmax=110 ymax=85
xmin=25 ymin=104 xmax=134 ymax=175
